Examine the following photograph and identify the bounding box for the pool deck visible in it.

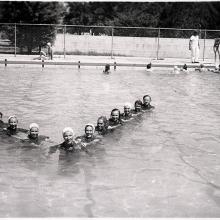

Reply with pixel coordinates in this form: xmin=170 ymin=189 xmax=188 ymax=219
xmin=0 ymin=54 xmax=217 ymax=68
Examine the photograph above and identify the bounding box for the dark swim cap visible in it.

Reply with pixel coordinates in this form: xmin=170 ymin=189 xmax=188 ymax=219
xmin=135 ymin=100 xmax=142 ymax=106
xmin=147 ymin=63 xmax=152 ymax=69
xmin=183 ymin=64 xmax=187 ymax=70
xmin=143 ymin=95 xmax=152 ymax=101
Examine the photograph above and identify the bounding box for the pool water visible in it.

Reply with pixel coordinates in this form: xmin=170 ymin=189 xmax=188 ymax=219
xmin=0 ymin=66 xmax=220 ymax=217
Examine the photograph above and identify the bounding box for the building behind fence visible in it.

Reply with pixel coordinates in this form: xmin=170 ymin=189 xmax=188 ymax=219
xmin=0 ymin=23 xmax=219 ymax=60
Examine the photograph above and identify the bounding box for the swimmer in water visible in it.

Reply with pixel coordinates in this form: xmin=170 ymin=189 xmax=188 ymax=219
xmin=2 ymin=116 xmax=28 ymax=139
xmin=195 ymin=63 xmax=206 ymax=72
xmin=142 ymin=95 xmax=155 ymax=110
xmin=21 ymin=123 xmax=50 ymax=145
xmin=108 ymin=108 xmax=123 ymax=129
xmin=121 ymin=103 xmax=134 ymax=122
xmin=103 ymin=64 xmax=110 ymax=74
xmin=48 ymin=127 xmax=81 ymax=155
xmin=76 ymin=124 xmax=101 ymax=148
xmin=181 ymin=64 xmax=189 ymax=73
xmin=95 ymin=116 xmax=109 ymax=135
xmin=208 ymin=64 xmax=220 ymax=73
xmin=146 ymin=63 xmax=152 ymax=72
xmin=131 ymin=100 xmax=143 ymax=115
xmin=173 ymin=66 xmax=180 ymax=74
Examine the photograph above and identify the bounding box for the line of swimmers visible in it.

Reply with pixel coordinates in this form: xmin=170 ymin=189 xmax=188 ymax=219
xmin=145 ymin=62 xmax=220 ymax=74
xmin=0 ymin=95 xmax=154 ymax=154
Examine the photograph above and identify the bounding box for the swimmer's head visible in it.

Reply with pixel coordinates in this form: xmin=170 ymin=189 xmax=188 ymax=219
xmin=47 ymin=42 xmax=51 ymax=46
xmin=97 ymin=116 xmax=108 ymax=130
xmin=62 ymin=127 xmax=74 ymax=144
xmin=134 ymin=100 xmax=142 ymax=111
xmin=174 ymin=66 xmax=179 ymax=70
xmin=124 ymin=102 xmax=131 ymax=115
xmin=200 ymin=63 xmax=204 ymax=68
xmin=8 ymin=116 xmax=18 ymax=130
xmin=146 ymin=63 xmax=152 ymax=69
xmin=143 ymin=95 xmax=152 ymax=105
xmin=85 ymin=124 xmax=95 ymax=138
xmin=183 ymin=64 xmax=187 ymax=70
xmin=29 ymin=123 xmax=39 ymax=139
xmin=104 ymin=64 xmax=110 ymax=72
xmin=110 ymin=108 xmax=120 ymax=121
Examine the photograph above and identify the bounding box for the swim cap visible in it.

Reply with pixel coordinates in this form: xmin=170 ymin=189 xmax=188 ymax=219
xmin=62 ymin=127 xmax=74 ymax=135
xmin=29 ymin=123 xmax=39 ymax=130
xmin=124 ymin=102 xmax=132 ymax=108
xmin=47 ymin=42 xmax=51 ymax=46
xmin=8 ymin=115 xmax=18 ymax=123
xmin=85 ymin=123 xmax=95 ymax=133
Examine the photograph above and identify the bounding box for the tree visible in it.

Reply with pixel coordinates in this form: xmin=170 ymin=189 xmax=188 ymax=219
xmin=0 ymin=2 xmax=65 ymax=54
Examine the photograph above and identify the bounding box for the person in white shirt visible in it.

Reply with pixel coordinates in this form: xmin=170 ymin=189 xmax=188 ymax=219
xmin=189 ymin=31 xmax=200 ymax=63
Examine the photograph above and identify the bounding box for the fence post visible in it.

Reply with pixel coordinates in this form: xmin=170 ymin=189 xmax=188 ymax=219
xmin=14 ymin=23 xmax=16 ymax=57
xmin=156 ymin=28 xmax=160 ymax=60
xmin=111 ymin=26 xmax=114 ymax=59
xmin=63 ymin=25 xmax=66 ymax=59
xmin=203 ymin=29 xmax=206 ymax=61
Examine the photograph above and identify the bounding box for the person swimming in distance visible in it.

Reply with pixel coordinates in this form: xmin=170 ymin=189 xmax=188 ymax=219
xmin=142 ymin=95 xmax=155 ymax=111
xmin=195 ymin=63 xmax=206 ymax=72
xmin=173 ymin=66 xmax=180 ymax=74
xmin=108 ymin=108 xmax=123 ymax=129
xmin=146 ymin=63 xmax=152 ymax=72
xmin=95 ymin=116 xmax=109 ymax=135
xmin=131 ymin=100 xmax=143 ymax=115
xmin=76 ymin=124 xmax=101 ymax=148
xmin=121 ymin=103 xmax=134 ymax=122
xmin=103 ymin=64 xmax=111 ymax=74
xmin=181 ymin=64 xmax=189 ymax=73
xmin=207 ymin=64 xmax=220 ymax=73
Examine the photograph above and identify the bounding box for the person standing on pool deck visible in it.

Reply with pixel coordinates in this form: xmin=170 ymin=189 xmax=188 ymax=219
xmin=189 ymin=30 xmax=200 ymax=63
xmin=214 ymin=38 xmax=220 ymax=66
xmin=47 ymin=42 xmax=53 ymax=60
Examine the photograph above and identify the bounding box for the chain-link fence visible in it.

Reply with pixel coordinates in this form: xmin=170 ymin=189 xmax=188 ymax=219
xmin=0 ymin=23 xmax=220 ymax=60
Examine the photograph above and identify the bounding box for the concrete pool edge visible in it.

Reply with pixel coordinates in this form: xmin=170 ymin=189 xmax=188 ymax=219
xmin=0 ymin=59 xmax=216 ymax=69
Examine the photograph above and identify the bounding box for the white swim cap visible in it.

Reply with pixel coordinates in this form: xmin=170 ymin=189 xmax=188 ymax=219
xmin=8 ymin=115 xmax=18 ymax=122
xmin=29 ymin=123 xmax=39 ymax=130
xmin=124 ymin=102 xmax=132 ymax=108
xmin=62 ymin=127 xmax=74 ymax=135
xmin=85 ymin=123 xmax=95 ymax=132
xmin=47 ymin=42 xmax=51 ymax=46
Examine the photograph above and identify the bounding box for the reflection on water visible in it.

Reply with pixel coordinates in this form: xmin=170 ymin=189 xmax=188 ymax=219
xmin=0 ymin=66 xmax=220 ymax=217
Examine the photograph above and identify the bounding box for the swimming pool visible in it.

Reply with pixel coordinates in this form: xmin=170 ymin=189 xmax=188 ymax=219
xmin=0 ymin=66 xmax=220 ymax=217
